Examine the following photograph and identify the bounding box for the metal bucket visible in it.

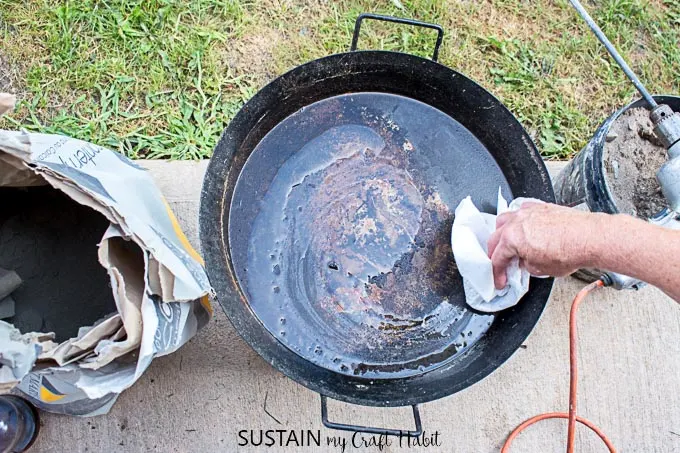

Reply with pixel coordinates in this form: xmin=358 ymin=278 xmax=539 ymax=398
xmin=553 ymin=95 xmax=680 ymax=280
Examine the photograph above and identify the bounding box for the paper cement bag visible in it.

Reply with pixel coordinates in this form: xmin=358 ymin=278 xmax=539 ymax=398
xmin=0 ymin=96 xmax=212 ymax=416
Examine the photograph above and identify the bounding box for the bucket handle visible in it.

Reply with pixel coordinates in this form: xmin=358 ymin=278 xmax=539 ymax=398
xmin=350 ymin=13 xmax=444 ymax=62
xmin=320 ymin=395 xmax=422 ymax=437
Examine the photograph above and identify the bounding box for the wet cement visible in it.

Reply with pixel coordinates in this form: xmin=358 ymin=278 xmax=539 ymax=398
xmin=604 ymin=107 xmax=668 ymax=218
xmin=230 ymin=92 xmax=510 ymax=378
xmin=0 ymin=186 xmax=116 ymax=342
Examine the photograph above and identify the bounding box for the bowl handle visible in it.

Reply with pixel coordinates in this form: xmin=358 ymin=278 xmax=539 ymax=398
xmin=350 ymin=13 xmax=444 ymax=62
xmin=320 ymin=395 xmax=422 ymax=437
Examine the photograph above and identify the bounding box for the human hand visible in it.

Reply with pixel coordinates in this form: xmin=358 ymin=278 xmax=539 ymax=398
xmin=487 ymin=202 xmax=600 ymax=289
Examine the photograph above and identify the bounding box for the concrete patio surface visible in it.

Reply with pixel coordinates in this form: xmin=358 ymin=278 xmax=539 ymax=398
xmin=30 ymin=160 xmax=680 ymax=453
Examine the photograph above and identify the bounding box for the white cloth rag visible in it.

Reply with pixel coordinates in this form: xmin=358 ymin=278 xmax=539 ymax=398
xmin=451 ymin=190 xmax=543 ymax=313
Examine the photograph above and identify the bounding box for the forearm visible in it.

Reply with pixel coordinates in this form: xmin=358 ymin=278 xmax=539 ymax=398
xmin=582 ymin=214 xmax=680 ymax=301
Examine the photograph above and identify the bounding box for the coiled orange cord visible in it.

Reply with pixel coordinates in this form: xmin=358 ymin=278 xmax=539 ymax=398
xmin=501 ymin=280 xmax=616 ymax=453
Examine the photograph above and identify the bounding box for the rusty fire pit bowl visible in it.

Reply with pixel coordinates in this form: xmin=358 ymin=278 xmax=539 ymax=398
xmin=236 ymin=92 xmax=506 ymax=380
xmin=200 ymin=16 xmax=554 ymax=424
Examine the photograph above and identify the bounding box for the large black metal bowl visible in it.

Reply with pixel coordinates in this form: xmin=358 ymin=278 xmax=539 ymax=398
xmin=200 ymin=14 xmax=554 ymax=435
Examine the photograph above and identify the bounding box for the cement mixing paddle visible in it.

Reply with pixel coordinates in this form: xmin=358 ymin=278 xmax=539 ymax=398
xmin=568 ymin=0 xmax=680 ymax=216
xmin=566 ymin=0 xmax=680 ymax=290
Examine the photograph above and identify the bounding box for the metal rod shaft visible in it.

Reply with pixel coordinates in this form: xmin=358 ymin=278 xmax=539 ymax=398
xmin=568 ymin=0 xmax=657 ymax=108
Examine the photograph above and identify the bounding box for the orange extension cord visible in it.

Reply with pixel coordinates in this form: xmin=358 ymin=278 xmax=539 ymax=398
xmin=501 ymin=280 xmax=617 ymax=453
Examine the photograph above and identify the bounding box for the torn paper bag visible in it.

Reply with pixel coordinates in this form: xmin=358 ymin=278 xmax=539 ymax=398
xmin=451 ymin=190 xmax=543 ymax=313
xmin=0 ymin=321 xmax=56 ymax=394
xmin=0 ymin=95 xmax=213 ymax=416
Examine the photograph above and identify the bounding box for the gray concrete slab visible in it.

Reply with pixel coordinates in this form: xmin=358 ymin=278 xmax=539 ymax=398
xmin=31 ymin=160 xmax=680 ymax=453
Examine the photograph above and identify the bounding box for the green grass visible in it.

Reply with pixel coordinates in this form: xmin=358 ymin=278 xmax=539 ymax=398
xmin=1 ymin=0 xmax=679 ymax=159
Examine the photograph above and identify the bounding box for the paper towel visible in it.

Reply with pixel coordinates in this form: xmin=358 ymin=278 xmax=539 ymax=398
xmin=451 ymin=190 xmax=542 ymax=312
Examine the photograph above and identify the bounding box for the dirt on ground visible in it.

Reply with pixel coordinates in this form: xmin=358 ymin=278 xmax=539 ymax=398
xmin=224 ymin=27 xmax=283 ymax=82
xmin=0 ymin=52 xmax=16 ymax=94
xmin=603 ymin=106 xmax=668 ymax=219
